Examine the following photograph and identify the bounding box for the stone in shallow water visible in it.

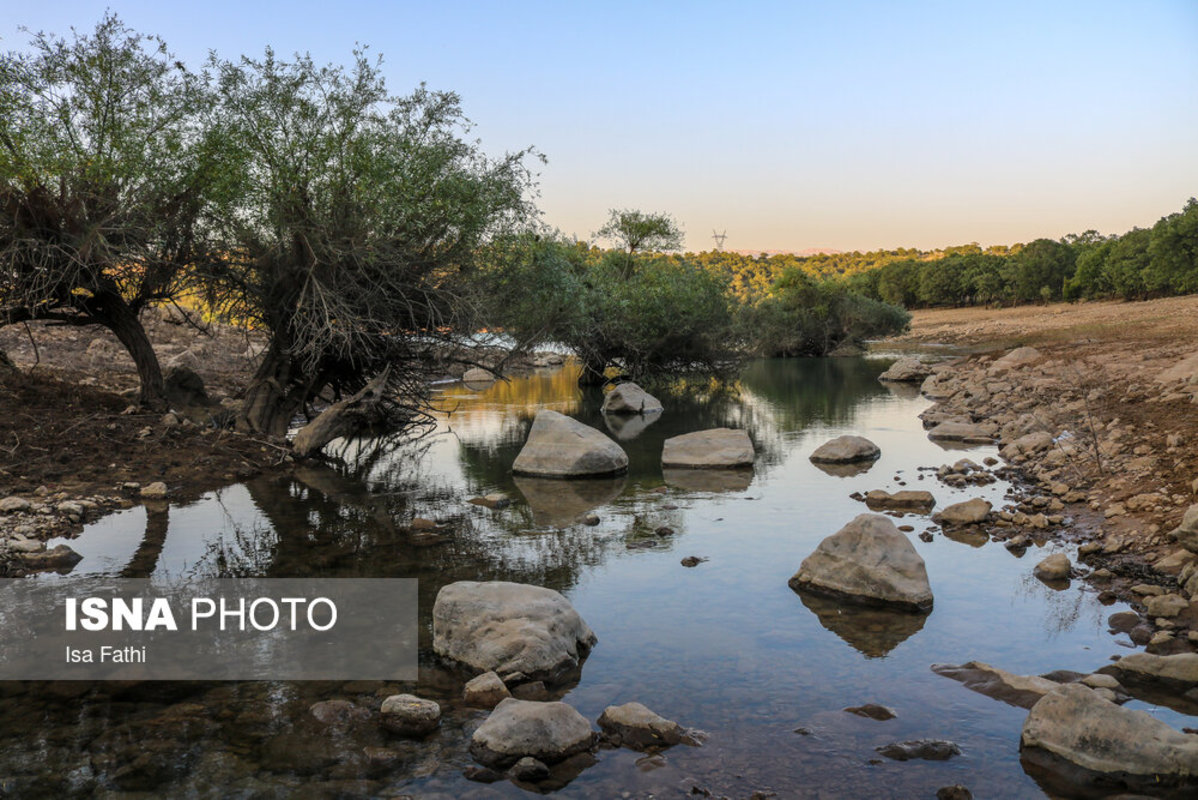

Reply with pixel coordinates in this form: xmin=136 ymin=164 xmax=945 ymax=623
xmin=661 ymin=428 xmax=754 ymax=469
xmin=876 ymin=739 xmax=960 ymax=761
xmin=469 ymin=698 xmax=596 ymax=768
xmin=1020 ymin=683 xmax=1198 ymax=794
xmin=844 ymin=703 xmax=896 ymax=721
xmin=512 ymin=410 xmax=627 ymax=478
xmin=600 ymin=382 xmax=663 ymax=415
xmin=379 ymin=694 xmax=440 ymax=737
xmin=433 ymin=581 xmax=597 ymax=685
xmin=933 ymin=498 xmax=992 ymax=526
xmin=463 ymin=671 xmax=511 ymax=709
xmin=932 ymin=661 xmax=1062 ymax=709
xmin=864 ymin=489 xmax=935 ymax=513
xmin=597 ymin=702 xmax=689 ymax=751
xmin=809 ymin=435 xmax=880 ymax=464
xmin=789 ymin=513 xmax=933 ymax=611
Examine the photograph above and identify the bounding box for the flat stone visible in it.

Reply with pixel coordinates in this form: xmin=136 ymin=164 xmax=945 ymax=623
xmin=1145 ymin=594 xmax=1189 ymax=619
xmin=809 ymin=435 xmax=880 ymax=464
xmin=932 ymin=661 xmax=1062 ymax=708
xmin=379 ymin=694 xmax=440 ymax=737
xmin=864 ymin=490 xmax=935 ymax=513
xmin=512 ymin=410 xmax=627 ymax=478
xmin=661 ymin=428 xmax=753 ymax=469
xmin=0 ymin=496 xmax=31 ymax=513
xmin=878 ymin=357 xmax=933 ymax=383
xmin=789 ymin=513 xmax=933 ymax=611
xmin=844 ymin=703 xmax=896 ymax=720
xmin=928 ymin=421 xmax=992 ymax=442
xmin=876 ymin=739 xmax=960 ymax=761
xmin=139 ymin=482 xmax=169 ymax=500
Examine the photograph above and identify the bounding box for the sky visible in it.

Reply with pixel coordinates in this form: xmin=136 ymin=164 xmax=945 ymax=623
xmin=6 ymin=1 xmax=1197 ymax=253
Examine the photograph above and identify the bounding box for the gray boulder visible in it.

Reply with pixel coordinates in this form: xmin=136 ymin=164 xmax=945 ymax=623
xmin=809 ymin=435 xmax=881 ymax=464
xmin=1170 ymin=504 xmax=1198 ymax=554
xmin=991 ymin=346 xmax=1043 ymax=371
xmin=470 ymin=698 xmax=596 ymax=768
xmin=597 ymin=702 xmax=687 ymax=751
xmin=864 ymin=490 xmax=935 ymax=513
xmin=661 ymin=428 xmax=753 ymax=469
xmin=512 ymin=410 xmax=627 ymax=478
xmin=1100 ymin=652 xmax=1198 ymax=694
xmin=463 ymin=367 xmax=496 ymax=384
xmin=1020 ymin=684 xmax=1198 ymax=791
xmin=788 ymin=513 xmax=933 ymax=611
xmin=601 ymin=383 xmax=663 ymax=415
xmin=1033 ymin=553 xmax=1072 ymax=582
xmin=464 ymin=671 xmax=512 ymax=708
xmin=878 ymin=357 xmax=933 ymax=383
xmin=933 ymin=498 xmax=992 ymax=526
xmin=433 ymin=581 xmax=597 ymax=685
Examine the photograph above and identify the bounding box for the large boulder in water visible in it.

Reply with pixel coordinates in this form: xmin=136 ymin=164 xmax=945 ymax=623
xmin=512 ymin=410 xmax=627 ymax=478
xmin=933 ymin=498 xmax=992 ymax=526
xmin=433 ymin=581 xmax=597 ymax=685
xmin=661 ymin=428 xmax=753 ymax=469
xmin=470 ymin=698 xmax=596 ymax=768
xmin=809 ymin=435 xmax=881 ymax=464
xmin=789 ymin=513 xmax=933 ymax=611
xmin=601 ymin=382 xmax=663 ymax=415
xmin=1020 ymin=683 xmax=1198 ymax=795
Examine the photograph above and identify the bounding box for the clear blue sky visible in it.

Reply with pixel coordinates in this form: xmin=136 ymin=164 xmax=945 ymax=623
xmin=7 ymin=1 xmax=1197 ymax=252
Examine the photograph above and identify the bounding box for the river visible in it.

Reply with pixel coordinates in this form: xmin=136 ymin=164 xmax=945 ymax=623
xmin=6 ymin=357 xmax=1181 ymax=798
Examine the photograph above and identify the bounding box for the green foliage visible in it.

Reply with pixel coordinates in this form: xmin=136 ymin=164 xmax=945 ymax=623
xmin=481 ymin=234 xmax=735 ymax=380
xmin=740 ymin=269 xmax=910 ymax=357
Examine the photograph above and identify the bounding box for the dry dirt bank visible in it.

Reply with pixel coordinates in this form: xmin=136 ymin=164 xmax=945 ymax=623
xmin=878 ymin=296 xmax=1198 ymax=654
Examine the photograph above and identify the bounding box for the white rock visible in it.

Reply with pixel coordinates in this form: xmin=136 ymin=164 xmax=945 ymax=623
xmin=469 ymin=698 xmax=595 ymax=768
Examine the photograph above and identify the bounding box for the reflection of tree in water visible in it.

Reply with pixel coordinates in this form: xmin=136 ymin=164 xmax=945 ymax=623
xmin=737 ymin=357 xmax=890 ymax=432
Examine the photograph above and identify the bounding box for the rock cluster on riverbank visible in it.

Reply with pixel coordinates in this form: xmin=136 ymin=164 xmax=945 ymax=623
xmin=906 ymin=344 xmax=1198 ymax=654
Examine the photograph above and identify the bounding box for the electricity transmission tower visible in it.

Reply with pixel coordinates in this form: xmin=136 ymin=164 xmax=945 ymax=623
xmin=712 ymin=230 xmax=728 ymax=251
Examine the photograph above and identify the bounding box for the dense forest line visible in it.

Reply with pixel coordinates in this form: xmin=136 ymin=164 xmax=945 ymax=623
xmin=671 ymin=198 xmax=1198 ymax=309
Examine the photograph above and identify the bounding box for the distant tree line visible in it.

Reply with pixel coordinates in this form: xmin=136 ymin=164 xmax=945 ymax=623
xmin=677 ymin=198 xmax=1198 ymax=310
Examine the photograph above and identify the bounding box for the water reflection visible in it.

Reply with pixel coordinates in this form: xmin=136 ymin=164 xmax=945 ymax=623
xmin=795 ymin=590 xmax=929 ymax=658
xmin=662 ymin=468 xmax=754 ymax=493
xmin=513 ymin=475 xmax=626 ymax=527
xmin=601 ymin=409 xmax=661 ymax=440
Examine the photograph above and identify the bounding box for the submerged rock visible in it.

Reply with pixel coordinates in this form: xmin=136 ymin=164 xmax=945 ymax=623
xmin=661 ymin=428 xmax=754 ymax=469
xmin=789 ymin=513 xmax=933 ymax=611
xmin=844 ymin=703 xmax=896 ymax=721
xmin=597 ymin=702 xmax=689 ymax=751
xmin=876 ymin=739 xmax=960 ymax=761
xmin=809 ymin=435 xmax=881 ymax=464
xmin=601 ymin=382 xmax=663 ymax=415
xmin=469 ymin=698 xmax=596 ymax=768
xmin=932 ymin=661 xmax=1062 ymax=709
xmin=432 ymin=581 xmax=597 ymax=686
xmin=1020 ymin=683 xmax=1198 ymax=794
xmin=512 ymin=410 xmax=627 ymax=478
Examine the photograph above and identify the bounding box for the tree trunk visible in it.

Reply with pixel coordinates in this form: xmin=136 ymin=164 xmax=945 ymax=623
xmin=577 ymin=353 xmax=609 ymax=387
xmin=291 ymin=369 xmax=391 ymax=458
xmin=237 ymin=344 xmax=307 ymax=438
xmin=100 ymin=294 xmax=167 ymax=411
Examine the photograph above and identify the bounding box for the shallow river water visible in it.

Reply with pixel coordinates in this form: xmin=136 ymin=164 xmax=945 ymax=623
xmin=6 ymin=357 xmax=1187 ymax=798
